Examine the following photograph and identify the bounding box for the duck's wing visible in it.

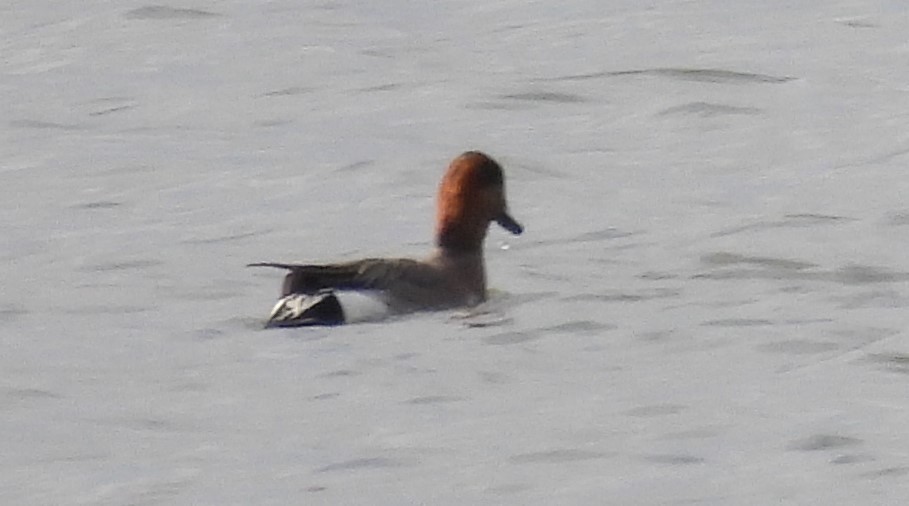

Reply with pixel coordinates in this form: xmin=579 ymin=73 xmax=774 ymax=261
xmin=248 ymin=258 xmax=434 ymax=297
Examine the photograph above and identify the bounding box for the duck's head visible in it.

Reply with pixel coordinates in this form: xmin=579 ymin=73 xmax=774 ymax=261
xmin=435 ymin=151 xmax=523 ymax=252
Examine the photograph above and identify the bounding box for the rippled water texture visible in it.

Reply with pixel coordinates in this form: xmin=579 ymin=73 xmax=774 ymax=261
xmin=3 ymin=1 xmax=909 ymax=504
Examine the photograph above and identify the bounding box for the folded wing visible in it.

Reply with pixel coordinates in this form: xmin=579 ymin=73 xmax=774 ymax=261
xmin=248 ymin=258 xmax=433 ymax=297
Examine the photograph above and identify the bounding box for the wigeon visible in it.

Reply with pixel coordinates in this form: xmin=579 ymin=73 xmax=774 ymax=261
xmin=249 ymin=150 xmax=523 ymax=327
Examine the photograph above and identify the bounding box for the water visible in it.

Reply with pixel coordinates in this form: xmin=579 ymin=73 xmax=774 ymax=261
xmin=4 ymin=1 xmax=909 ymax=504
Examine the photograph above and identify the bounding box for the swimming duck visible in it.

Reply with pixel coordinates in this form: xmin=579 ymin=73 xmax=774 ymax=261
xmin=249 ymin=150 xmax=522 ymax=326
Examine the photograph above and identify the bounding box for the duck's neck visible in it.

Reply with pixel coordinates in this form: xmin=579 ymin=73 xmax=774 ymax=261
xmin=435 ymin=220 xmax=489 ymax=254
xmin=430 ymin=244 xmax=488 ymax=297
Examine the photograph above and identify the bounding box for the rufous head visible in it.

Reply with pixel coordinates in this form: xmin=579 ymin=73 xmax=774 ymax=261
xmin=435 ymin=151 xmax=523 ymax=252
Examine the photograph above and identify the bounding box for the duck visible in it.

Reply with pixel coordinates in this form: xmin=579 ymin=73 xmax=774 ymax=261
xmin=249 ymin=150 xmax=523 ymax=327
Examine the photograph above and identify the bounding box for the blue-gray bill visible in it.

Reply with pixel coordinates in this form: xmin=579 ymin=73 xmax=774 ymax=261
xmin=496 ymin=212 xmax=523 ymax=235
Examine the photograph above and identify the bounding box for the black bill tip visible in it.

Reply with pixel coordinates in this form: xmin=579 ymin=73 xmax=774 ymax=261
xmin=496 ymin=212 xmax=523 ymax=235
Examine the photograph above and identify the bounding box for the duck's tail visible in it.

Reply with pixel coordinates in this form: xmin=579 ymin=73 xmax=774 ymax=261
xmin=264 ymin=290 xmax=345 ymax=327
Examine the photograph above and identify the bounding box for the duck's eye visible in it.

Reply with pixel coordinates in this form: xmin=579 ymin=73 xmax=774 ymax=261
xmin=476 ymin=163 xmax=504 ymax=187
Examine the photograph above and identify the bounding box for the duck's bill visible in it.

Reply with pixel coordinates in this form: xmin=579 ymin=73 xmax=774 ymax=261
xmin=496 ymin=212 xmax=523 ymax=235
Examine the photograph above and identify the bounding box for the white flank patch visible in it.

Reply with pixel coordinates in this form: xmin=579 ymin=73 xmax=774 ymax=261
xmin=334 ymin=291 xmax=392 ymax=323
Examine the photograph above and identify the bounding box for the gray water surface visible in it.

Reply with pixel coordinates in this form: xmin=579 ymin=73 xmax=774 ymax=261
xmin=4 ymin=1 xmax=909 ymax=504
